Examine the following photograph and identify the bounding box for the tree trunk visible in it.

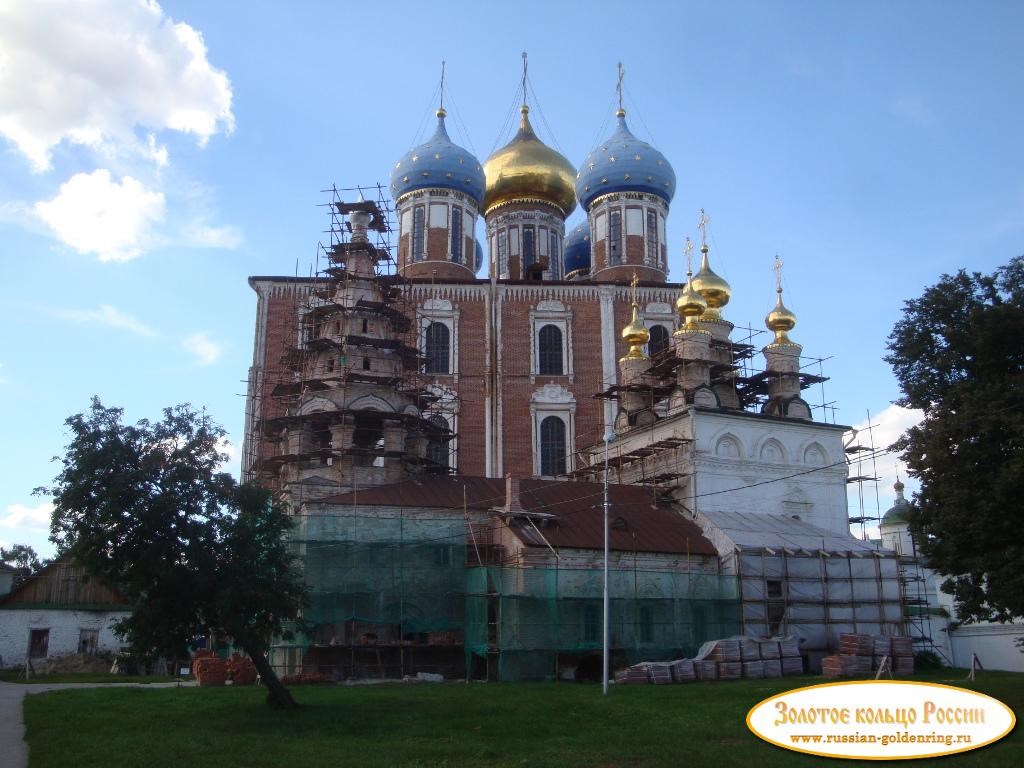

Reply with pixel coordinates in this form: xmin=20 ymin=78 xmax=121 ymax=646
xmin=240 ymin=642 xmax=297 ymax=709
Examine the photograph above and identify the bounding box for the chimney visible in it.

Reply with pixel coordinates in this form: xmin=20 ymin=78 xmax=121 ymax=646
xmin=505 ymin=473 xmax=524 ymax=514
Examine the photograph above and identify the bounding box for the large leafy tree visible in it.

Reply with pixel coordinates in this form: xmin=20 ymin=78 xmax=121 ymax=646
xmin=39 ymin=399 xmax=305 ymax=708
xmin=0 ymin=544 xmax=45 ymax=587
xmin=885 ymin=256 xmax=1024 ymax=624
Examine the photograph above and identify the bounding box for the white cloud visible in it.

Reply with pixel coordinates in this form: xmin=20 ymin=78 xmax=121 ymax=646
xmin=890 ymin=95 xmax=931 ymax=125
xmin=217 ymin=437 xmax=239 ymax=477
xmin=185 ymin=223 xmax=243 ymax=250
xmin=34 ymin=170 xmax=166 ymax=261
xmin=0 ymin=0 xmax=233 ymax=172
xmin=48 ymin=303 xmax=159 ymax=337
xmin=1 ymin=501 xmax=54 ymax=530
xmin=183 ymin=332 xmax=223 ymax=366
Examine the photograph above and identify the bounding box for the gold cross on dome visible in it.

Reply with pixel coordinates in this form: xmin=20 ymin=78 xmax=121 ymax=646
xmin=617 ymin=62 xmax=625 ymax=113
xmin=697 ymin=208 xmax=709 ymax=247
xmin=773 ymin=254 xmax=784 ymax=293
xmin=630 ymin=270 xmax=639 ymax=305
xmin=684 ymin=237 xmax=694 ymax=274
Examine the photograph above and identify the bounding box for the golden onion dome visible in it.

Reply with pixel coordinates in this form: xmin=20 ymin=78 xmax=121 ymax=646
xmin=675 ymin=274 xmax=708 ymax=331
xmin=621 ymin=302 xmax=650 ymax=354
xmin=765 ymin=288 xmax=798 ymax=344
xmin=483 ymin=106 xmax=577 ymax=217
xmin=690 ymin=244 xmax=731 ymax=320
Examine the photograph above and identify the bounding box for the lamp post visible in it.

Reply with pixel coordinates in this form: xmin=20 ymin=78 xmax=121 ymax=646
xmin=602 ymin=429 xmax=613 ymax=695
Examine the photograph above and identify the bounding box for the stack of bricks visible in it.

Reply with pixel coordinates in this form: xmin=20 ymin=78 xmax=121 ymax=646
xmin=823 ymin=634 xmax=914 ymax=678
xmin=669 ymin=659 xmax=695 ymax=682
xmin=740 ymin=638 xmax=764 ymax=679
xmin=613 ymin=636 xmax=806 ymax=686
xmin=226 ymin=653 xmax=258 ymax=685
xmin=697 ymin=639 xmax=742 ymax=679
xmin=280 ymin=671 xmax=332 ymax=685
xmin=193 ymin=656 xmax=228 ymax=687
xmin=614 ymin=665 xmax=653 ymax=685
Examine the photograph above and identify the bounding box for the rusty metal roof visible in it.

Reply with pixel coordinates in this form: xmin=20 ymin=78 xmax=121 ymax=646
xmin=317 ymin=476 xmax=716 ymax=556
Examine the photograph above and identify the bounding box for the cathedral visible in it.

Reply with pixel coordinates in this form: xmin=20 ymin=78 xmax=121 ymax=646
xmin=241 ymin=71 xmax=909 ymax=680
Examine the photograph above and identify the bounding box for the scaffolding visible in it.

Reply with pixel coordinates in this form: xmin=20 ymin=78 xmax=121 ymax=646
xmin=270 ymin=509 xmax=740 ymax=681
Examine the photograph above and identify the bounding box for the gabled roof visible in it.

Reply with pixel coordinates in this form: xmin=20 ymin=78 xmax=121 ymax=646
xmin=0 ymin=559 xmax=128 ymax=608
xmin=316 ymin=475 xmax=717 ymax=556
xmin=699 ymin=509 xmax=883 ymax=555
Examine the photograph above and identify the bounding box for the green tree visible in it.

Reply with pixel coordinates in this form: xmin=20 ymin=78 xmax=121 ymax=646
xmin=0 ymin=543 xmax=44 ymax=587
xmin=885 ymin=256 xmax=1024 ymax=624
xmin=38 ymin=398 xmax=305 ymax=707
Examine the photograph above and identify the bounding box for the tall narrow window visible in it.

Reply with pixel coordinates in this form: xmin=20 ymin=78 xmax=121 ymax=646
xmin=549 ymin=231 xmax=559 ymax=276
xmin=497 ymin=230 xmax=508 ymax=275
xmin=412 ymin=205 xmax=425 ymax=261
xmin=537 ymin=324 xmax=563 ymax=375
xmin=29 ymin=629 xmax=50 ymax=659
xmin=646 ymin=209 xmax=658 ymax=266
xmin=523 ymin=226 xmax=536 ymax=268
xmin=609 ymin=210 xmax=622 ymax=265
xmin=540 ymin=415 xmax=567 ymax=476
xmin=648 ymin=324 xmax=670 ymax=358
xmin=450 ymin=207 xmax=462 ymax=263
xmin=425 ymin=414 xmax=449 ymax=469
xmin=423 ymin=322 xmax=451 ymax=375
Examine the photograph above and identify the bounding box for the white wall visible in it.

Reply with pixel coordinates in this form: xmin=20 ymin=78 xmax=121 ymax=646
xmin=0 ymin=609 xmax=129 ymax=667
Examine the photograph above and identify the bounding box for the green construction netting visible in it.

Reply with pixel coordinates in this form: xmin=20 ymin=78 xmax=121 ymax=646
xmin=270 ymin=513 xmax=740 ymax=681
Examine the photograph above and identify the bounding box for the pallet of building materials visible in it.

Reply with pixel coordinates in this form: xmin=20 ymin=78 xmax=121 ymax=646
xmin=891 ymin=636 xmax=914 ymax=657
xmin=873 ymin=636 xmax=892 ymax=657
xmin=893 ymin=656 xmax=915 ymax=676
xmin=849 ymin=655 xmax=873 ymax=675
xmin=822 ymin=655 xmax=856 ymax=678
xmin=615 ymin=665 xmax=651 ymax=684
xmin=758 ymin=640 xmax=780 ymax=659
xmin=742 ymin=660 xmax=764 ymax=679
xmin=226 ymin=653 xmax=257 ymax=685
xmin=839 ymin=633 xmax=875 ymax=657
xmin=695 ymin=660 xmax=718 ymax=680
xmin=718 ymin=661 xmax=743 ymax=680
xmin=781 ymin=656 xmax=804 ymax=676
xmin=778 ymin=637 xmax=800 ymax=658
xmin=669 ymin=659 xmax=696 ymax=682
xmin=739 ymin=637 xmax=761 ymax=661
xmin=697 ymin=638 xmax=741 ymax=662
xmin=193 ymin=657 xmax=227 ymax=687
xmin=762 ymin=659 xmax=783 ymax=678
xmin=648 ymin=663 xmax=674 ymax=685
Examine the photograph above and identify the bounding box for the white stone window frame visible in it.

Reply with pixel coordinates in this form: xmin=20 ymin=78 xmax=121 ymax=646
xmin=420 ymin=298 xmax=460 ymax=380
xmin=530 ymin=383 xmax=577 ymax=477
xmin=643 ymin=301 xmax=676 ymax=357
xmin=530 ymin=300 xmax=574 ymax=383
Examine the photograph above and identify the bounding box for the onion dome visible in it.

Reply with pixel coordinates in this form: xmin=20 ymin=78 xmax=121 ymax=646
xmin=474 ymin=238 xmax=484 ymax=274
xmin=563 ymin=221 xmax=592 ymax=275
xmin=576 ymin=109 xmax=676 ymax=210
xmin=483 ymin=106 xmax=577 ymax=216
xmin=676 ymin=272 xmax=709 ymax=331
xmin=881 ymin=479 xmax=910 ymax=526
xmin=765 ymin=287 xmax=798 ymax=345
xmin=621 ymin=302 xmax=650 ymax=360
xmin=390 ymin=109 xmax=485 ymax=207
xmin=690 ymin=244 xmax=731 ymax=320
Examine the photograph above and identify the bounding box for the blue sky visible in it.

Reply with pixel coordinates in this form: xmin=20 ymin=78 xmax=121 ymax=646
xmin=1 ymin=1 xmax=1021 ymax=557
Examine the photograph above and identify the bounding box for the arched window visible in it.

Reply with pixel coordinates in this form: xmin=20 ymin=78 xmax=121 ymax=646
xmin=648 ymin=324 xmax=670 ymax=358
xmin=423 ymin=322 xmax=450 ymax=374
xmin=426 ymin=414 xmax=449 ymax=469
xmin=538 ymin=324 xmax=563 ymax=375
xmin=540 ymin=416 xmax=567 ymax=476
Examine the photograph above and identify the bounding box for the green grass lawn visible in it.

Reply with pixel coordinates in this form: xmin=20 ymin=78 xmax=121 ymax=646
xmin=23 ymin=670 xmax=1023 ymax=768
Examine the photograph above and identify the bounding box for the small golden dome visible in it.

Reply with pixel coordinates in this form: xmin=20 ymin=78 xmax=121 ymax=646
xmin=765 ymin=288 xmax=798 ymax=344
xmin=482 ymin=106 xmax=577 ymax=216
xmin=621 ymin=302 xmax=649 ymax=359
xmin=675 ymin=275 xmax=708 ymax=331
xmin=690 ymin=244 xmax=731 ymax=320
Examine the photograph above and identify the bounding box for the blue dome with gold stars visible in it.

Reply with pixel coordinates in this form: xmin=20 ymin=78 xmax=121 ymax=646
xmin=576 ymin=111 xmax=676 ymax=210
xmin=390 ymin=110 xmax=485 ymax=207
xmin=563 ymin=221 xmax=591 ymax=275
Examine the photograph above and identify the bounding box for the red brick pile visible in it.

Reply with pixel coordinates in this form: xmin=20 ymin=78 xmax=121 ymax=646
xmin=613 ymin=635 xmax=805 ymax=685
xmin=822 ymin=633 xmax=915 ymax=678
xmin=194 ymin=656 xmax=227 ymax=687
xmin=280 ymin=671 xmax=333 ymax=685
xmin=226 ymin=653 xmax=258 ymax=685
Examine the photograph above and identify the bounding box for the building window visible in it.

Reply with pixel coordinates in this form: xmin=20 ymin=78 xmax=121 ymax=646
xmin=523 ymin=226 xmax=536 ymax=268
xmin=451 ymin=206 xmax=462 ymax=263
xmin=537 ymin=324 xmax=563 ymax=375
xmin=540 ymin=415 xmax=567 ymax=476
xmin=412 ymin=205 xmax=425 ymax=261
xmin=497 ymin=229 xmax=508 ymax=276
xmin=648 ymin=324 xmax=670 ymax=358
xmin=425 ymin=414 xmax=449 ymax=469
xmin=29 ymin=628 xmax=49 ymax=659
xmin=362 ymin=318 xmax=368 ymax=334
xmin=325 ymin=357 xmax=335 ymax=373
xmin=646 ymin=209 xmax=658 ymax=266
xmin=609 ymin=210 xmax=622 ymax=265
xmin=549 ymin=231 xmax=560 ymax=276
xmin=423 ymin=322 xmax=451 ymax=375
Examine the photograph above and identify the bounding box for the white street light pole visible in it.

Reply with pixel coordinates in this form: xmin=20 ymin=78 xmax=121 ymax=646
xmin=602 ymin=429 xmax=613 ymax=695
